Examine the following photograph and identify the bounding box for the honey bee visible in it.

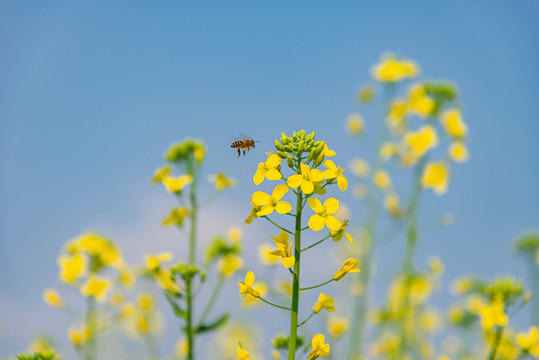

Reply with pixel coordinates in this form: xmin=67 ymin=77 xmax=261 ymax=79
xmin=231 ymin=136 xmax=259 ymax=157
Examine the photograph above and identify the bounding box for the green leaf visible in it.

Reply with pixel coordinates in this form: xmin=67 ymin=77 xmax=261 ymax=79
xmin=164 ymin=292 xmax=186 ymax=319
xmin=194 ymin=313 xmax=229 ymax=334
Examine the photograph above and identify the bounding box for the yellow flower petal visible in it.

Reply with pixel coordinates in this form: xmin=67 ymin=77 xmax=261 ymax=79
xmin=266 ymin=168 xmax=282 ymax=181
xmin=282 ymin=256 xmax=296 ymax=268
xmin=308 ymin=198 xmax=323 ymax=213
xmin=325 ymin=216 xmax=342 ymax=231
xmin=309 ymin=214 xmax=326 ymax=231
xmin=252 ymin=191 xmax=271 ymax=206
xmin=272 ymin=184 xmax=289 ymax=201
xmin=324 ymin=198 xmax=340 ymax=214
xmin=274 ymin=201 xmax=292 ymax=214
xmin=287 ymin=174 xmax=303 ymax=189
xmin=300 ymin=180 xmax=315 ymax=195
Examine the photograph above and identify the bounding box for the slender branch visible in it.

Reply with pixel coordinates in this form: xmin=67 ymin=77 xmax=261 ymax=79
xmin=487 ymin=326 xmax=505 ymax=360
xmin=300 ymin=278 xmax=334 ymax=291
xmin=298 ymin=312 xmax=315 ymax=327
xmin=197 ymin=276 xmax=225 ymax=327
xmin=259 ymin=296 xmax=292 ymax=311
xmin=263 ymin=216 xmax=294 ymax=235
xmin=300 ymin=226 xmax=310 ymax=231
xmin=301 ymin=235 xmax=331 ymax=252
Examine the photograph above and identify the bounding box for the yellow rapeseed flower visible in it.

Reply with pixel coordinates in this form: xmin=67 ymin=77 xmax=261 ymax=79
xmin=350 ymin=158 xmax=370 ymax=178
xmin=58 ymin=253 xmax=87 ymax=284
xmin=68 ymin=325 xmax=90 ymax=348
xmin=252 ymin=184 xmax=292 ymax=216
xmin=243 ymin=282 xmax=268 ymax=308
xmin=152 ymin=165 xmax=172 ymax=183
xmin=80 ymin=275 xmax=112 ymax=303
xmin=322 ymin=160 xmax=348 ymax=191
xmin=358 ymin=85 xmax=374 ymax=104
xmin=209 ymin=172 xmax=237 ymax=191
xmin=162 ymin=175 xmax=192 ymax=193
xmin=237 ymin=346 xmax=251 ymax=360
xmin=404 ymin=125 xmax=439 ymax=158
xmin=307 ymin=333 xmax=330 ymax=360
xmin=516 ymin=326 xmax=539 ymax=356
xmin=448 ymin=141 xmax=469 ymax=163
xmin=407 ymin=83 xmax=435 ymax=117
xmin=288 ymin=163 xmax=325 ymax=195
xmin=253 ymin=154 xmax=282 ymax=185
xmin=329 ymin=220 xmax=354 ymax=244
xmin=307 ymin=197 xmax=341 ymax=232
xmin=373 ymin=170 xmax=392 ymax=190
xmin=371 ymin=55 xmax=419 ymax=83
xmin=346 ymin=113 xmax=364 ymax=136
xmin=43 ymin=288 xmax=63 ymax=308
xmin=478 ymin=297 xmax=508 ymax=330
xmin=258 ymin=244 xmax=281 ymax=265
xmin=238 ymin=271 xmax=260 ymax=298
xmin=333 ymin=258 xmax=360 ymax=281
xmin=327 ymin=317 xmax=349 ymax=338
xmin=384 ymin=194 xmax=403 ymax=218
xmin=162 ymin=207 xmax=189 ymax=226
xmin=379 ymin=142 xmax=398 ymax=161
xmin=227 ymin=226 xmax=242 ymax=243
xmin=421 ymin=162 xmax=450 ymax=195
xmin=218 ymin=255 xmax=243 ymax=278
xmin=268 ymin=230 xmax=295 ymax=268
xmin=387 ymin=99 xmax=408 ymax=129
xmin=119 ymin=303 xmax=136 ymax=319
xmin=145 ymin=252 xmax=173 ymax=271
xmin=313 ymin=292 xmax=336 ymax=313
xmin=442 ymin=108 xmax=467 ymax=138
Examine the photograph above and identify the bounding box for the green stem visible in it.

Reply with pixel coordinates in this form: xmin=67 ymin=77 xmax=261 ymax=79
xmin=298 ymin=312 xmax=315 ymax=327
xmin=301 ymin=235 xmax=331 ymax=252
xmin=259 ymin=296 xmax=292 ymax=311
xmin=487 ymin=326 xmax=505 ymax=360
xmin=197 ymin=276 xmax=225 ymax=327
xmin=300 ymin=278 xmax=334 ymax=291
xmin=529 ymin=256 xmax=539 ymax=326
xmin=85 ymin=297 xmax=96 ymax=360
xmin=186 ymin=156 xmax=197 ymax=360
xmin=263 ymin=216 xmax=294 ymax=235
xmin=348 ymin=84 xmax=395 ymax=359
xmin=288 ymin=190 xmax=303 ymax=360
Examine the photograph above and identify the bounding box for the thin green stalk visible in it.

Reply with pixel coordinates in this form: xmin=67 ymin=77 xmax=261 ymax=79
xmin=197 ymin=276 xmax=224 ymax=327
xmin=259 ymin=296 xmax=292 ymax=311
xmin=487 ymin=326 xmax=505 ymax=360
xmin=348 ymin=84 xmax=395 ymax=359
xmin=301 ymin=235 xmax=331 ymax=252
xmin=85 ymin=297 xmax=96 ymax=360
xmin=186 ymin=155 xmax=197 ymax=360
xmin=300 ymin=278 xmax=334 ymax=291
xmin=298 ymin=312 xmax=315 ymax=327
xmin=529 ymin=256 xmax=539 ymax=326
xmin=288 ymin=190 xmax=303 ymax=360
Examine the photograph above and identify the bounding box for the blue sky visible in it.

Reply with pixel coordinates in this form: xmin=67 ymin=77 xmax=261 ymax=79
xmin=1 ymin=1 xmax=538 ymax=357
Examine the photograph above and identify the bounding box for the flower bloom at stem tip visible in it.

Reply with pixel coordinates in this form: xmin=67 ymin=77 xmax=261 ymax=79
xmin=268 ymin=230 xmax=295 ymax=268
xmin=238 ymin=271 xmax=260 ymax=298
xmin=307 ymin=334 xmax=330 ymax=360
xmin=287 ymin=162 xmax=325 ymax=195
xmin=322 ymin=160 xmax=348 ymax=191
xmin=253 ymin=154 xmax=282 ymax=185
xmin=236 ymin=346 xmax=251 ymax=360
xmin=313 ymin=292 xmax=336 ymax=313
xmin=333 ymin=258 xmax=361 ymax=281
xmin=308 ymin=197 xmax=341 ymax=232
xmin=252 ymin=184 xmax=292 ymax=216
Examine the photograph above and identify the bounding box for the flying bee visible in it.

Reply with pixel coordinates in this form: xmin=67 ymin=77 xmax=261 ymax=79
xmin=231 ymin=135 xmax=259 ymax=157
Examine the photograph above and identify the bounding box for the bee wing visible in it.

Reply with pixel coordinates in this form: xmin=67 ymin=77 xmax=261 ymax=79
xmin=238 ymin=133 xmax=251 ymax=141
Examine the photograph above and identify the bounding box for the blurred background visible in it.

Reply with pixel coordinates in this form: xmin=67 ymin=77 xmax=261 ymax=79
xmin=1 ymin=1 xmax=538 ymax=358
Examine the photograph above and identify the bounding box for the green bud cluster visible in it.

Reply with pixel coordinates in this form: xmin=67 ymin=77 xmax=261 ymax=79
xmin=164 ymin=138 xmax=206 ymax=163
xmin=513 ymin=231 xmax=539 ymax=255
xmin=17 ymin=351 xmax=60 ymax=360
xmin=275 ymin=130 xmax=318 ymax=159
xmin=423 ymin=81 xmax=459 ymax=116
xmin=272 ymin=333 xmax=304 ymax=350
xmin=484 ymin=276 xmax=524 ymax=305
xmin=172 ymin=262 xmax=200 ymax=281
xmin=204 ymin=235 xmax=241 ymax=265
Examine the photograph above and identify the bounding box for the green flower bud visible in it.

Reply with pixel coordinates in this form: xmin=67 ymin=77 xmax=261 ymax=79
xmin=277 ymin=151 xmax=287 ymax=159
xmin=298 ymin=140 xmax=305 ymax=153
xmin=287 ymin=155 xmax=294 ymax=168
xmin=274 ymin=139 xmax=284 ymax=152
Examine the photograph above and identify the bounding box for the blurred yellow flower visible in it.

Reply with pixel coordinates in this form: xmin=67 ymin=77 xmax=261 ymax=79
xmin=307 ymin=197 xmax=341 ymax=232
xmin=322 ymin=160 xmax=348 ymax=191
xmin=162 ymin=207 xmax=189 ymax=226
xmin=346 ymin=113 xmax=364 ymax=136
xmin=448 ymin=141 xmax=469 ymax=163
xmin=194 ymin=146 xmax=205 ymax=163
xmin=373 ymin=170 xmax=391 ymax=190
xmin=333 ymin=258 xmax=360 ymax=281
xmin=478 ymin=297 xmax=508 ymax=330
xmin=384 ymin=194 xmax=402 ymax=219
xmin=162 ymin=174 xmax=192 ymax=193
xmin=288 ymin=162 xmax=325 ymax=195
xmin=151 ymin=165 xmax=172 ymax=183
xmin=268 ymin=230 xmax=295 ymax=268
xmin=407 ymin=83 xmax=435 ymax=117
xmin=371 ymin=55 xmax=419 ymax=83
xmin=119 ymin=303 xmax=136 ymax=319
xmin=387 ymin=99 xmax=408 ymax=129
xmin=137 ymin=293 xmax=153 ymax=310
xmin=228 ymin=226 xmax=243 ymax=243
xmin=442 ymin=108 xmax=467 ymax=137
xmin=428 ymin=256 xmax=444 ymax=274
xmin=358 ymin=85 xmax=374 ymax=104
xmin=253 ymin=154 xmax=282 ymax=185
xmin=327 ymin=317 xmax=348 ymax=338
xmin=145 ymin=252 xmax=173 ymax=271
xmin=43 ymin=288 xmax=63 ymax=308
xmin=421 ymin=162 xmax=449 ymax=195
xmin=58 ymin=253 xmax=87 ymax=284
xmin=238 ymin=271 xmax=260 ymax=298
xmin=237 ymin=346 xmax=251 ymax=360
xmin=350 ymin=158 xmax=370 ymax=178
xmin=404 ymin=125 xmax=438 ymax=158
xmin=307 ymin=333 xmax=330 ymax=360
xmin=218 ymin=255 xmax=243 ymax=278
xmin=313 ymin=292 xmax=336 ymax=313
xmin=80 ymin=275 xmax=112 ymax=303
xmin=379 ymin=142 xmax=398 ymax=161
xmin=209 ymin=172 xmax=237 ymax=191
xmin=258 ymin=244 xmax=280 ymax=265
xmin=68 ymin=324 xmax=90 ymax=348
xmin=516 ymin=326 xmax=539 ymax=356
